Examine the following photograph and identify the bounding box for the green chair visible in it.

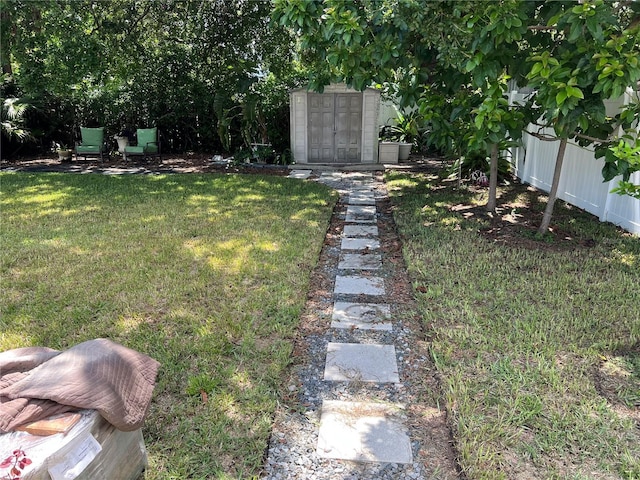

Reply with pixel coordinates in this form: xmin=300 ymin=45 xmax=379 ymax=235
xmin=75 ymin=127 xmax=107 ymax=161
xmin=124 ymin=128 xmax=161 ymax=161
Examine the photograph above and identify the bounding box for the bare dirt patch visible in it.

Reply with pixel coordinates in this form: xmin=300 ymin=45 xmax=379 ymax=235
xmin=406 ymin=159 xmax=633 ymax=253
xmin=1 ymin=153 xmax=290 ymax=176
xmin=594 ymin=342 xmax=640 ymax=428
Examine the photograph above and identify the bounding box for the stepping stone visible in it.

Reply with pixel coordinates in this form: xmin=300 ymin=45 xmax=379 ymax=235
xmin=324 ymin=343 xmax=399 ymax=383
xmin=348 ymin=193 xmax=376 ymax=206
xmin=350 ymin=186 xmax=375 ymax=194
xmin=317 ymin=400 xmax=413 ymax=464
xmin=341 ymin=238 xmax=380 ymax=251
xmin=351 ymin=183 xmax=374 ymax=190
xmin=338 ymin=253 xmax=381 ymax=270
xmin=288 ymin=170 xmax=311 ymax=179
xmin=345 ymin=205 xmax=376 ymax=223
xmin=320 ymin=172 xmax=343 ymax=180
xmin=346 ymin=204 xmax=376 ymax=216
xmin=331 ymin=301 xmax=392 ymax=331
xmin=343 ymin=172 xmax=373 ymax=182
xmin=343 ymin=225 xmax=379 ymax=237
xmin=334 ymin=275 xmax=385 ymax=296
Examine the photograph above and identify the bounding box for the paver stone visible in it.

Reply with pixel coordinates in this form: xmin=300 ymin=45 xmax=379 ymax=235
xmin=334 ymin=275 xmax=385 ymax=296
xmin=324 ymin=343 xmax=399 ymax=383
xmin=345 ymin=205 xmax=376 ymax=223
xmin=317 ymin=400 xmax=413 ymax=464
xmin=343 ymin=225 xmax=379 ymax=237
xmin=331 ymin=301 xmax=392 ymax=331
xmin=338 ymin=253 xmax=381 ymax=270
xmin=348 ymin=193 xmax=376 ymax=206
xmin=288 ymin=170 xmax=312 ymax=179
xmin=341 ymin=238 xmax=380 ymax=251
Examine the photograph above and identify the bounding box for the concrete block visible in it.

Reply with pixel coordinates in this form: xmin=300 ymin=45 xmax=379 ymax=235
xmin=288 ymin=170 xmax=312 ymax=179
xmin=324 ymin=343 xmax=399 ymax=383
xmin=334 ymin=275 xmax=385 ymax=296
xmin=341 ymin=238 xmax=380 ymax=251
xmin=343 ymin=225 xmax=379 ymax=237
xmin=345 ymin=205 xmax=376 ymax=223
xmin=338 ymin=253 xmax=381 ymax=270
xmin=317 ymin=400 xmax=413 ymax=464
xmin=331 ymin=302 xmax=392 ymax=331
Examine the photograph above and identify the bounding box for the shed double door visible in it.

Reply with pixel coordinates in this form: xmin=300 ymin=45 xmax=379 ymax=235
xmin=308 ymin=93 xmax=362 ymax=163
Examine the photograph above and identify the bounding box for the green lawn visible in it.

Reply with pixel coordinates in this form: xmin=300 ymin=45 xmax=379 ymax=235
xmin=0 ymin=172 xmax=337 ymax=479
xmin=386 ymin=169 xmax=640 ymax=480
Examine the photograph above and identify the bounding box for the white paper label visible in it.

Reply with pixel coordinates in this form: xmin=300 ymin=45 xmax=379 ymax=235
xmin=48 ymin=433 xmax=102 ymax=480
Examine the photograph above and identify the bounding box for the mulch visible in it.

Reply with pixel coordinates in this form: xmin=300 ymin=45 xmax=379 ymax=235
xmin=0 ymin=153 xmax=290 ymax=176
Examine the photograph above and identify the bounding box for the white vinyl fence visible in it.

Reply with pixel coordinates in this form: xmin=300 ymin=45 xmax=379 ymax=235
xmin=507 ymin=89 xmax=640 ymax=236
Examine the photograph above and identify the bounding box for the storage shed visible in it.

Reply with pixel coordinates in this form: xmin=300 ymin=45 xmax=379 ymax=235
xmin=290 ymin=84 xmax=381 ymax=164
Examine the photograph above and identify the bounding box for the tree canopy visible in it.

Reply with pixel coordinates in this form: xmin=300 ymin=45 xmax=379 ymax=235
xmin=3 ymin=0 xmax=639 ymax=215
xmin=1 ymin=0 xmax=303 ymax=157
xmin=273 ymin=0 xmax=640 ymax=229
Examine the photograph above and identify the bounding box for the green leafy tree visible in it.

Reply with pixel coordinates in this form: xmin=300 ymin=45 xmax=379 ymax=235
xmin=459 ymin=0 xmax=532 ymax=211
xmin=603 ymin=136 xmax=640 ymax=199
xmin=274 ymin=0 xmax=530 ymax=211
xmin=273 ymin=0 xmax=444 ymax=102
xmin=417 ymin=73 xmax=483 ymax=162
xmin=525 ymin=0 xmax=640 ymax=234
xmin=599 ymin=94 xmax=640 ymax=200
xmin=275 ymin=0 xmax=639 ymax=231
xmin=2 ymin=0 xmax=297 ymax=155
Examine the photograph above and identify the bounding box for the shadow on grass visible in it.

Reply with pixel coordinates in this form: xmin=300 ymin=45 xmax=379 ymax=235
xmin=1 ymin=172 xmax=330 ymax=215
xmin=385 ymin=168 xmax=639 ymax=266
xmin=0 ymin=171 xmax=338 ymax=478
xmin=385 ymin=167 xmax=640 ymax=479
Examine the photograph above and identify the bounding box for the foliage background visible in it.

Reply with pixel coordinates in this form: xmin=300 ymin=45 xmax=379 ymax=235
xmin=1 ymin=0 xmax=306 ymax=158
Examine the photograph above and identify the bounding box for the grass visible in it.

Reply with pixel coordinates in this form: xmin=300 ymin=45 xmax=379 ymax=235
xmin=0 ymin=172 xmax=337 ymax=479
xmin=386 ymin=169 xmax=640 ymax=480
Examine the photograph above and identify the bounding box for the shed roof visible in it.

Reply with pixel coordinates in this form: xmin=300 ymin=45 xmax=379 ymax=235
xmin=290 ymin=83 xmax=380 ymax=95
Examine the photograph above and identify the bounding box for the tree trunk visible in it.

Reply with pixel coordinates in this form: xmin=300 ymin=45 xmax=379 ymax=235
xmin=537 ymin=137 xmax=568 ymax=235
xmin=486 ymin=143 xmax=499 ymax=212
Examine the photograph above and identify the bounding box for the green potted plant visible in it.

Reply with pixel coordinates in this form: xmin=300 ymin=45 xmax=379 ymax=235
xmin=232 ymin=148 xmax=253 ymax=165
xmin=390 ymin=111 xmax=421 ymax=161
xmin=114 ymin=128 xmax=132 ymax=154
xmin=53 ymin=142 xmax=72 ymax=162
xmin=378 ymin=125 xmax=399 ymax=164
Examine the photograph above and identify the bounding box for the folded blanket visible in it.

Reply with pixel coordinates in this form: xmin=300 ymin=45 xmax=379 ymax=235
xmin=0 ymin=339 xmax=160 ymax=432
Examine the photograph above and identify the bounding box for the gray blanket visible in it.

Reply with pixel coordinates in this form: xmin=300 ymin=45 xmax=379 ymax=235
xmin=0 ymin=338 xmax=160 ymax=433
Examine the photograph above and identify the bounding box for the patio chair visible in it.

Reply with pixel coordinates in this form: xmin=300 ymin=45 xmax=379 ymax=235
xmin=75 ymin=127 xmax=107 ymax=161
xmin=124 ymin=127 xmax=161 ymax=161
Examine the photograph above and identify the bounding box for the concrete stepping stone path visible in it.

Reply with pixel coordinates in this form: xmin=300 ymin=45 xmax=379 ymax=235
xmin=318 ymin=172 xmax=411 ymax=464
xmin=266 ymin=170 xmax=419 ymax=478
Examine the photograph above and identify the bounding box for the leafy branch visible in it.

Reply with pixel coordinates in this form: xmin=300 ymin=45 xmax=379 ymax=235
xmin=1 ymin=449 xmax=32 ymax=480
